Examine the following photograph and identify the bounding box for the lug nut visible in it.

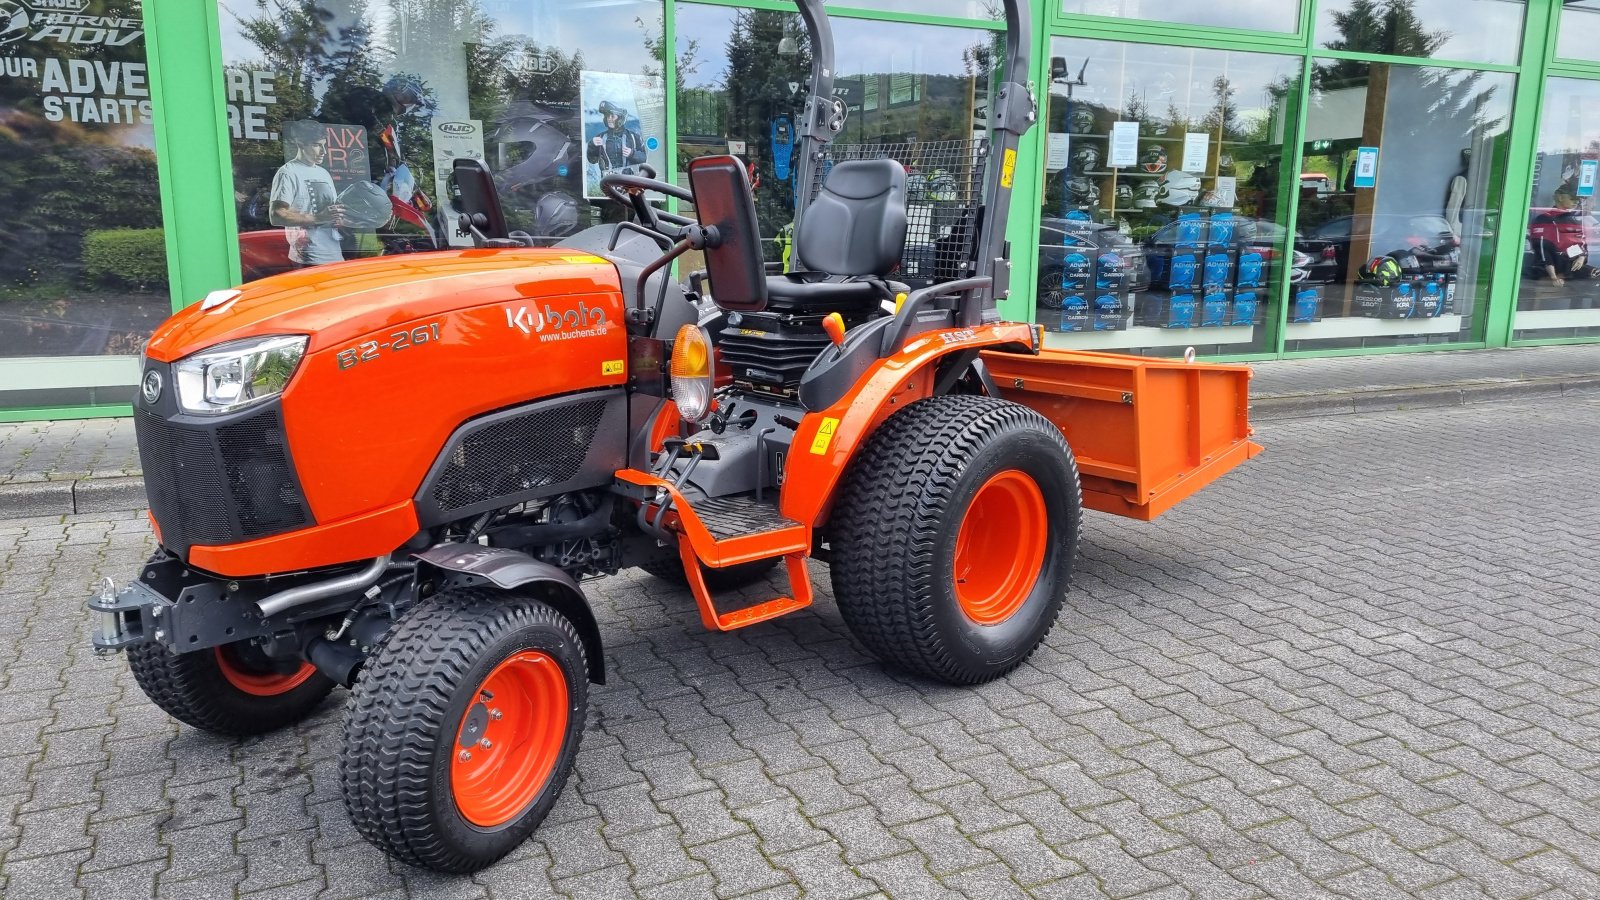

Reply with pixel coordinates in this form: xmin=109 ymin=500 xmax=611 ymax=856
xmin=480 ymin=739 xmax=493 ymax=749
xmin=459 ymin=750 xmax=472 ymax=762
xmin=490 ymin=709 xmax=503 ymax=720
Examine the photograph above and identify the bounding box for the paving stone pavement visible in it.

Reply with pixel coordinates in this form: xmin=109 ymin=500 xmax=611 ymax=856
xmin=2 ymin=393 xmax=1599 ymax=898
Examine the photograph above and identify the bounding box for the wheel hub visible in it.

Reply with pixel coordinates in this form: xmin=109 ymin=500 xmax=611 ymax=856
xmin=953 ymin=469 xmax=1048 ymax=625
xmin=450 ymin=650 xmax=569 ymax=828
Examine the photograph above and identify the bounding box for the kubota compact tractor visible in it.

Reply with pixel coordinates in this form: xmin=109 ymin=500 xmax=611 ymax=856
xmin=90 ymin=0 xmax=1259 ymax=874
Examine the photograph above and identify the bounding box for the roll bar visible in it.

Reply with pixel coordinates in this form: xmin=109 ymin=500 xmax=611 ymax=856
xmin=788 ymin=0 xmax=837 ymax=271
xmin=788 ymin=0 xmax=1035 ymax=322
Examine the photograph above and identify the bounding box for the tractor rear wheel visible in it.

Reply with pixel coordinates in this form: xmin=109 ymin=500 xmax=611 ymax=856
xmin=341 ymin=586 xmax=588 ymax=873
xmin=127 ymin=639 xmax=335 ymax=737
xmin=830 ymin=395 xmax=1081 ymax=685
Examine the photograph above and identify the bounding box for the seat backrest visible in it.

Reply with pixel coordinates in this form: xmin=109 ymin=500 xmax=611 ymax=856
xmin=687 ymin=155 xmax=768 ymax=312
xmin=797 ymin=159 xmax=908 ymax=277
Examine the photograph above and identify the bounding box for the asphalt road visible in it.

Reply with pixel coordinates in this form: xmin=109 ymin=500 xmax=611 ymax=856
xmin=2 ymin=392 xmax=1599 ymax=898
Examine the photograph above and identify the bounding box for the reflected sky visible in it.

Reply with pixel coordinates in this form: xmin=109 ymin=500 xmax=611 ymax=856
xmin=1060 ymin=0 xmax=1299 ymax=33
xmin=1315 ymin=0 xmax=1526 ymax=66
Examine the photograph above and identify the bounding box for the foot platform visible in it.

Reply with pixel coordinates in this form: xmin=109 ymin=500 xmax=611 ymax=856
xmin=614 ymin=471 xmax=813 ymax=631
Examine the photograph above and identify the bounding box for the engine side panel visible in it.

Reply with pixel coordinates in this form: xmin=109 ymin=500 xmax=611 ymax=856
xmin=282 ymin=283 xmax=628 ymax=528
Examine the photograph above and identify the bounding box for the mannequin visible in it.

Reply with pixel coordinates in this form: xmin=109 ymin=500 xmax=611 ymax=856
xmin=1444 ymin=148 xmax=1470 ymax=240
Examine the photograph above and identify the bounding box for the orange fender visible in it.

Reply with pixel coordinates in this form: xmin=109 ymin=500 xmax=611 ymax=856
xmin=780 ymin=322 xmax=1038 ymax=528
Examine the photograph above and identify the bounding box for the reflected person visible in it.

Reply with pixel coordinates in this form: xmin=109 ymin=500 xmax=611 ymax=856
xmin=270 ymin=120 xmax=348 ymax=267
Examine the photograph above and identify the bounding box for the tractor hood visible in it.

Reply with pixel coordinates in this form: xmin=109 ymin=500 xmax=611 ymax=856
xmin=144 ymin=248 xmax=622 ymax=363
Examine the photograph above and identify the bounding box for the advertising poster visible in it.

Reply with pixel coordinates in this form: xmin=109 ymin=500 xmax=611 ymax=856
xmin=580 ymin=70 xmax=665 ymax=200
xmin=430 ymin=119 xmax=485 ymax=247
xmin=318 ymin=124 xmax=371 ymax=189
xmin=0 ymin=0 xmax=169 ymax=359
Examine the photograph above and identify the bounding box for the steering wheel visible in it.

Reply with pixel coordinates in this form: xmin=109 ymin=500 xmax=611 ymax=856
xmin=600 ymin=166 xmax=694 ymax=234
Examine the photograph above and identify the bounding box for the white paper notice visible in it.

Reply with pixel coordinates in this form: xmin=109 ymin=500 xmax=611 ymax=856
xmin=1046 ymin=133 xmax=1071 ymax=173
xmin=1182 ymin=132 xmax=1211 ymax=172
xmin=1110 ymin=121 xmax=1139 ymax=168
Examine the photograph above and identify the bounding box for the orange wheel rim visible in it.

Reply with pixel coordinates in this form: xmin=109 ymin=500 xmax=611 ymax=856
xmin=953 ymin=469 xmax=1048 ymax=625
xmin=451 ymin=650 xmax=569 ymax=828
xmin=214 ymin=646 xmax=318 ymax=697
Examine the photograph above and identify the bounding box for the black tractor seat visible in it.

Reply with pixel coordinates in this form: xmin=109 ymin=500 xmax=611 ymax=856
xmin=765 ymin=157 xmax=908 ymax=314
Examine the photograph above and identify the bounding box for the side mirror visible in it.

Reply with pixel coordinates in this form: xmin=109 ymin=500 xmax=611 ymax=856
xmin=451 ymin=158 xmax=510 ymax=241
xmin=1050 ymin=57 xmax=1069 ymax=82
xmin=686 ymin=155 xmax=768 ymax=313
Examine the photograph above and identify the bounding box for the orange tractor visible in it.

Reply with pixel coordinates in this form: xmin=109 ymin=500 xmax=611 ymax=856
xmin=91 ymin=0 xmax=1259 ymax=874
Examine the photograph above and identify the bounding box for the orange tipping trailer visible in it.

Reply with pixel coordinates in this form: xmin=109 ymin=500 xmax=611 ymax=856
xmin=983 ymin=349 xmax=1262 ymax=521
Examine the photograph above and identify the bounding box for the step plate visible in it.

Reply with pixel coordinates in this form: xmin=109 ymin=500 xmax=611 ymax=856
xmin=692 ymin=495 xmax=800 ymax=541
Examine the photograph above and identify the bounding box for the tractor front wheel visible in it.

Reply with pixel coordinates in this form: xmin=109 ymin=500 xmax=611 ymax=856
xmin=830 ymin=395 xmax=1081 ymax=685
xmin=340 ymin=586 xmax=588 ymax=873
xmin=128 ymin=639 xmax=334 ymax=737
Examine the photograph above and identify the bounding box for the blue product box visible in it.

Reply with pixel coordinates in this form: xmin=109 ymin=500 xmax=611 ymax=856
xmin=1235 ymin=251 xmax=1265 ymax=289
xmin=1208 ymin=212 xmax=1236 ymax=247
xmin=1231 ymin=290 xmax=1261 ymax=326
xmin=1202 ymin=249 xmax=1236 ymax=290
xmin=1061 ymin=249 xmax=1094 ymax=293
xmin=1200 ymin=290 xmax=1231 ymax=327
xmin=1174 ymin=212 xmax=1207 ymax=251
xmin=1096 ymin=251 xmax=1129 ymax=291
xmin=1092 ymin=292 xmax=1128 ymax=331
xmin=1292 ymin=287 xmax=1323 ymax=323
xmin=1162 ymin=293 xmax=1197 ymax=328
xmin=1056 ymin=293 xmax=1090 ymax=332
xmin=1168 ymin=253 xmax=1199 ymax=290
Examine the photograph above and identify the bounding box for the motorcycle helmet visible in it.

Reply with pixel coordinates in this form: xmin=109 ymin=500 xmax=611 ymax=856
xmin=598 ymin=99 xmax=630 ymax=122
xmin=1140 ymin=144 xmax=1169 ymax=174
xmin=335 ymin=181 xmax=394 ymax=230
xmin=1114 ymin=183 xmax=1134 ymax=205
xmin=1068 ymin=107 xmax=1096 ymax=135
xmin=1065 ymin=176 xmax=1100 ymax=206
xmin=1217 ymin=152 xmax=1236 ymax=175
xmin=383 ymin=74 xmax=426 ymax=113
xmin=491 ymin=110 xmax=574 ymax=188
xmin=1134 ymin=180 xmax=1161 ymax=209
xmin=532 ymin=191 xmax=580 ymax=237
xmin=1360 ymin=255 xmax=1403 ymax=286
xmin=1071 ymin=145 xmax=1102 ymax=174
xmin=1157 ymin=170 xmax=1201 ymax=207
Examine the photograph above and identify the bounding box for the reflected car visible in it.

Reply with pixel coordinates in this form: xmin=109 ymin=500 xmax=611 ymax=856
xmin=1141 ymin=217 xmax=1335 ymax=287
xmin=1036 ymin=217 xmax=1151 ymax=301
xmin=1303 ymin=213 xmax=1461 ymax=283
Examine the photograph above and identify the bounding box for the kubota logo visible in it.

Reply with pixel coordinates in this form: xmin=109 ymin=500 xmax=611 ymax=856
xmin=438 ymin=121 xmax=474 ymax=136
xmin=506 ymin=302 xmax=608 ymax=342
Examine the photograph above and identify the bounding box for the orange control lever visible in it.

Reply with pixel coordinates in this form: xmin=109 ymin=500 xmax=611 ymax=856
xmin=822 ymin=312 xmax=847 ymax=346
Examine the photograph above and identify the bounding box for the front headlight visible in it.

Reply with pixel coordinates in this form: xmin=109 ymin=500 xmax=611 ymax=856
xmin=172 ymin=334 xmax=307 ymax=416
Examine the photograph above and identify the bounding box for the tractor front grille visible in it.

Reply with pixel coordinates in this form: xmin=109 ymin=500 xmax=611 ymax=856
xmin=136 ymin=403 xmax=311 ymax=559
xmin=427 ymin=396 xmax=609 ymax=519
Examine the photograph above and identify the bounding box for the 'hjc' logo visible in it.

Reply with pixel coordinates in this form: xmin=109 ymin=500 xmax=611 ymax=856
xmin=506 ymin=301 xmax=608 ymax=335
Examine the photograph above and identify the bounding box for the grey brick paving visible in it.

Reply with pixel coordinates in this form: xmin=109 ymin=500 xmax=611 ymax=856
xmin=2 ymin=393 xmax=1600 ymax=897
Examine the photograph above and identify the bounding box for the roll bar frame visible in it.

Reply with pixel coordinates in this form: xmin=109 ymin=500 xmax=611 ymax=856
xmin=787 ymin=0 xmax=1035 ymax=324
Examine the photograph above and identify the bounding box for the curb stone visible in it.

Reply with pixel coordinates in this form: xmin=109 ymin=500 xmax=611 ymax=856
xmin=1252 ymin=374 xmax=1600 ymax=421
